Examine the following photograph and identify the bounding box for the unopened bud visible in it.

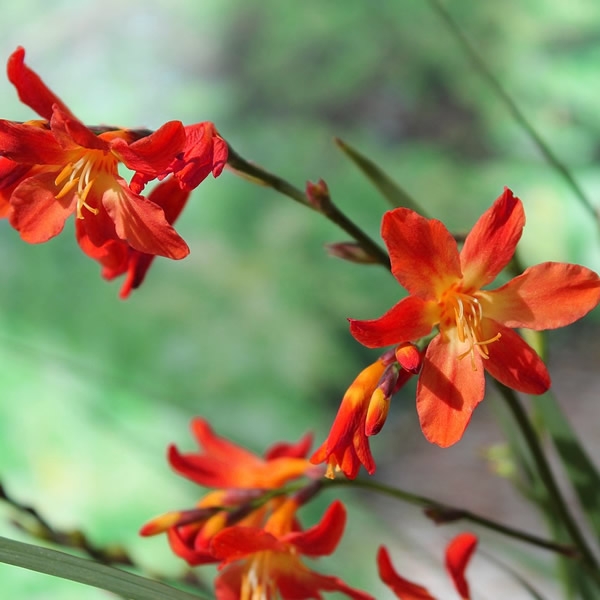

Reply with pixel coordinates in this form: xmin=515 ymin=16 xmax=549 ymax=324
xmin=306 ymin=179 xmax=331 ymax=211
xmin=326 ymin=242 xmax=378 ymax=264
xmin=395 ymin=342 xmax=422 ymax=374
xmin=366 ymin=364 xmax=399 ymax=436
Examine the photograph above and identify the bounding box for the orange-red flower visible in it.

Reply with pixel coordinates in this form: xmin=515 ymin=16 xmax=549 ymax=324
xmin=0 ymin=47 xmax=228 ymax=283
xmin=311 ymin=345 xmax=420 ymax=479
xmin=378 ymin=533 xmax=478 ymax=600
xmin=350 ymin=188 xmax=600 ymax=447
xmin=140 ymin=418 xmax=321 ymax=565
xmin=211 ymin=498 xmax=373 ymax=600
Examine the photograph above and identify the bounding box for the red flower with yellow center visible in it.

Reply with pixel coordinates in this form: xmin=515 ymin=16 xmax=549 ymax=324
xmin=378 ymin=533 xmax=478 ymax=600
xmin=211 ymin=498 xmax=373 ymax=600
xmin=140 ymin=418 xmax=321 ymax=565
xmin=350 ymin=188 xmax=600 ymax=447
xmin=0 ymin=47 xmax=228 ymax=271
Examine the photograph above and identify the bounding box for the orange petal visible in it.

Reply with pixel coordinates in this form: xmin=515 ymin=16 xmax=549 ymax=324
xmin=482 ymin=320 xmax=550 ymax=394
xmin=100 ymin=179 xmax=189 ymax=259
xmin=445 ymin=533 xmax=478 ymax=600
xmin=377 ymin=546 xmax=436 ymax=600
xmin=382 ymin=207 xmax=462 ymax=298
xmin=287 ymin=500 xmax=346 ymax=557
xmin=460 ymin=188 xmax=525 ymax=289
xmin=483 ymin=262 xmax=600 ymax=330
xmin=349 ymin=296 xmax=436 ymax=348
xmin=417 ymin=334 xmax=485 ymax=447
xmin=10 ymin=172 xmax=75 ymax=243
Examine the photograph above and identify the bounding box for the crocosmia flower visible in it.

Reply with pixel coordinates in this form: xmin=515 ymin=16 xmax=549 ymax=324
xmin=211 ymin=498 xmax=373 ymax=600
xmin=311 ymin=346 xmax=419 ymax=479
xmin=140 ymin=418 xmax=321 ymax=565
xmin=350 ymin=188 xmax=600 ymax=447
xmin=378 ymin=533 xmax=478 ymax=600
xmin=0 ymin=47 xmax=228 ymax=290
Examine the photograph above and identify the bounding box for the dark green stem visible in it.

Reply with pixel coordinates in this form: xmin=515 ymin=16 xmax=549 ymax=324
xmin=226 ymin=143 xmax=391 ymax=270
xmin=495 ymin=383 xmax=600 ymax=577
xmin=427 ymin=0 xmax=596 ymax=223
xmin=325 ymin=477 xmax=577 ymax=557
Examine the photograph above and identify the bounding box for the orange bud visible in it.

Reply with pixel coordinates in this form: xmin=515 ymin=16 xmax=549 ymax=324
xmin=395 ymin=342 xmax=422 ymax=374
xmin=366 ymin=387 xmax=391 ymax=436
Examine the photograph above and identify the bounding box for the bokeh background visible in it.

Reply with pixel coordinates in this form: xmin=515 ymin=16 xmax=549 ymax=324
xmin=1 ymin=1 xmax=599 ymax=598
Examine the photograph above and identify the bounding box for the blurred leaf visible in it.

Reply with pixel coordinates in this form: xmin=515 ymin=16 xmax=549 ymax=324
xmin=0 ymin=537 xmax=208 ymax=600
xmin=334 ymin=137 xmax=424 ymax=213
xmin=532 ymin=392 xmax=600 ymax=542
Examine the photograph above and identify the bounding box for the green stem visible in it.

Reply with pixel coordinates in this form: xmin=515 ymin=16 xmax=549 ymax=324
xmin=495 ymin=383 xmax=600 ymax=577
xmin=325 ymin=477 xmax=576 ymax=557
xmin=427 ymin=0 xmax=596 ymax=223
xmin=226 ymin=143 xmax=391 ymax=270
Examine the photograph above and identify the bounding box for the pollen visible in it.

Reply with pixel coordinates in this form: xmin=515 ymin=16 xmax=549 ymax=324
xmin=441 ymin=288 xmax=501 ymax=370
xmin=53 ymin=150 xmax=119 ymax=219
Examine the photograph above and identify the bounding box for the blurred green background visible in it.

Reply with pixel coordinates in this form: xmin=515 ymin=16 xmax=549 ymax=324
xmin=1 ymin=1 xmax=600 ymax=598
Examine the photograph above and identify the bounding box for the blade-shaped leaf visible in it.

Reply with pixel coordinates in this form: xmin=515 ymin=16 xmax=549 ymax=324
xmin=334 ymin=137 xmax=424 ymax=213
xmin=532 ymin=391 xmax=600 ymax=541
xmin=0 ymin=536 xmax=209 ymax=600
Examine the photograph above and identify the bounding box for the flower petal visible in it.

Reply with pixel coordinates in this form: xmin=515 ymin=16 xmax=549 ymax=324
xmin=7 ymin=47 xmax=75 ymax=121
xmin=286 ymin=500 xmax=346 ymax=557
xmin=382 ymin=207 xmax=462 ymax=298
xmin=483 ymin=262 xmax=600 ymax=330
xmin=100 ymin=179 xmax=189 ymax=259
xmin=482 ymin=320 xmax=550 ymax=394
xmin=211 ymin=527 xmax=283 ymax=562
xmin=377 ymin=546 xmax=435 ymax=600
xmin=417 ymin=333 xmax=485 ymax=447
xmin=460 ymin=188 xmax=525 ymax=289
xmin=10 ymin=172 xmax=74 ymax=243
xmin=445 ymin=533 xmax=477 ymax=600
xmin=0 ymin=120 xmax=66 ymax=164
xmin=349 ymin=296 xmax=437 ymax=348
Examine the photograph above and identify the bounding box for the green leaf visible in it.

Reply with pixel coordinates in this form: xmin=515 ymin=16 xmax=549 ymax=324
xmin=0 ymin=536 xmax=208 ymax=600
xmin=532 ymin=391 xmax=600 ymax=542
xmin=334 ymin=137 xmax=425 ymax=213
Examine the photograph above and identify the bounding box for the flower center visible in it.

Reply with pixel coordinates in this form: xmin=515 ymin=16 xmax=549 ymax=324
xmin=441 ymin=287 xmax=501 ymax=369
xmin=54 ymin=150 xmax=118 ymax=219
xmin=241 ymin=553 xmax=277 ymax=600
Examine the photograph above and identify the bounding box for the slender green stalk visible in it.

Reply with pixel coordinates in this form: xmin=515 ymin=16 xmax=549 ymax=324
xmin=427 ymin=0 xmax=596 ymax=223
xmin=326 ymin=477 xmax=576 ymax=557
xmin=226 ymin=143 xmax=391 ymax=270
xmin=495 ymin=383 xmax=600 ymax=578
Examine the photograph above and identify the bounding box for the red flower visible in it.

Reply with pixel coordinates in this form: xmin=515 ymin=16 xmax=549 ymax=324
xmin=140 ymin=418 xmax=321 ymax=565
xmin=211 ymin=498 xmax=373 ymax=600
xmin=378 ymin=533 xmax=478 ymax=600
xmin=311 ymin=346 xmax=419 ymax=479
xmin=350 ymin=189 xmax=600 ymax=447
xmin=0 ymin=47 xmax=228 ymax=279
xmin=76 ymin=177 xmax=191 ymax=298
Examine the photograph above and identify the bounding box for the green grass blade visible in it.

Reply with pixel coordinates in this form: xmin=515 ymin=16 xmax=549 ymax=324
xmin=532 ymin=392 xmax=600 ymax=540
xmin=334 ymin=137 xmax=425 ymax=213
xmin=0 ymin=536 xmax=208 ymax=600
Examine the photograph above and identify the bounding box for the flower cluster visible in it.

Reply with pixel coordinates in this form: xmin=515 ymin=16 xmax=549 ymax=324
xmin=311 ymin=188 xmax=600 ymax=479
xmin=0 ymin=47 xmax=228 ymax=297
xmin=140 ymin=418 xmax=372 ymax=599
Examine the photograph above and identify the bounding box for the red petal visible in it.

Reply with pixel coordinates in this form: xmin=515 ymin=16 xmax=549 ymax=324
xmin=211 ymin=527 xmax=283 ymax=562
xmin=112 ymin=120 xmax=186 ymax=176
xmin=445 ymin=533 xmax=477 ymax=600
xmin=417 ymin=333 xmax=485 ymax=447
xmin=349 ymin=296 xmax=436 ymax=348
xmin=10 ymin=172 xmax=74 ymax=242
xmin=265 ymin=432 xmax=313 ymax=460
xmin=382 ymin=207 xmax=462 ymax=299
xmin=482 ymin=321 xmax=550 ymax=394
xmin=483 ymin=262 xmax=600 ymax=330
xmin=286 ymin=500 xmax=346 ymax=557
xmin=7 ymin=47 xmax=75 ymax=121
xmin=0 ymin=120 xmax=66 ymax=164
xmin=100 ymin=179 xmax=189 ymax=259
xmin=460 ymin=188 xmax=524 ymax=289
xmin=50 ymin=108 xmax=108 ymax=150
xmin=377 ymin=546 xmax=435 ymax=600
